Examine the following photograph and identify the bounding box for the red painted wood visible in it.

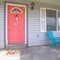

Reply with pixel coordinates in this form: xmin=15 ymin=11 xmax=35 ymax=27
xmin=8 ymin=5 xmax=25 ymax=44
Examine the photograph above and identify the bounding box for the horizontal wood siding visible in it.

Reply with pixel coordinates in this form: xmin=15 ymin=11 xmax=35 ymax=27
xmin=0 ymin=4 xmax=4 ymax=48
xmin=28 ymin=3 xmax=40 ymax=46
xmin=0 ymin=0 xmax=59 ymax=48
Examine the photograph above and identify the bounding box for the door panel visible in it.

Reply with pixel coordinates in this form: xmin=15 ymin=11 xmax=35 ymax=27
xmin=7 ymin=4 xmax=26 ymax=44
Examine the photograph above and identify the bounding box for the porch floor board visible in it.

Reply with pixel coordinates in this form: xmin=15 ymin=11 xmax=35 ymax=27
xmin=2 ymin=45 xmax=60 ymax=60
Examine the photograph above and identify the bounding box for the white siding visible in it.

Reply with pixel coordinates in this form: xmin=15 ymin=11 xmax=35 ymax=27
xmin=0 ymin=4 xmax=4 ymax=48
xmin=0 ymin=0 xmax=60 ymax=48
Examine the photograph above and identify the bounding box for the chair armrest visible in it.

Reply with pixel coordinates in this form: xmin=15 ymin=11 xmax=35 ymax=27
xmin=56 ymin=37 xmax=60 ymax=39
xmin=55 ymin=37 xmax=60 ymax=42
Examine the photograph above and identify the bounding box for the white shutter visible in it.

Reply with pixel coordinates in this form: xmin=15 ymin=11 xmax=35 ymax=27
xmin=40 ymin=8 xmax=46 ymax=32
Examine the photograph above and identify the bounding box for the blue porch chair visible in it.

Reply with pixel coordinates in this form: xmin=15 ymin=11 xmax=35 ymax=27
xmin=47 ymin=30 xmax=60 ymax=47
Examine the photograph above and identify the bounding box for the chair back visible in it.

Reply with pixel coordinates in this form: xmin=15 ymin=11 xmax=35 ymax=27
xmin=47 ymin=30 xmax=56 ymax=45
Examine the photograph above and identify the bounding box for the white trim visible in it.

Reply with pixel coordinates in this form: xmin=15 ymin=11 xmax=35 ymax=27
xmin=45 ymin=8 xmax=47 ymax=31
xmin=24 ymin=5 xmax=27 ymax=45
xmin=40 ymin=7 xmax=60 ymax=32
xmin=56 ymin=10 xmax=58 ymax=31
xmin=6 ymin=3 xmax=8 ymax=45
xmin=40 ymin=8 xmax=46 ymax=32
xmin=46 ymin=8 xmax=57 ymax=11
xmin=6 ymin=3 xmax=27 ymax=46
xmin=6 ymin=3 xmax=26 ymax=7
xmin=57 ymin=10 xmax=60 ymax=32
xmin=41 ymin=7 xmax=60 ymax=11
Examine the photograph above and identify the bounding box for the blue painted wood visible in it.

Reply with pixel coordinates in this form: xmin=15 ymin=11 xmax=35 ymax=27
xmin=47 ymin=30 xmax=60 ymax=47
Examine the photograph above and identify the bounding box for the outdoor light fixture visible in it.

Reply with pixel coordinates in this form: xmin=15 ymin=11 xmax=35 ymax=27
xmin=31 ymin=2 xmax=35 ymax=10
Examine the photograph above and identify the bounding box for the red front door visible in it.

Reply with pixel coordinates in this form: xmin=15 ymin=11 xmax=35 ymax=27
xmin=7 ymin=3 xmax=26 ymax=44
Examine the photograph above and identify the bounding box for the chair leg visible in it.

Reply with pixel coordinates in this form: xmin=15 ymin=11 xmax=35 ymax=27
xmin=50 ymin=45 xmax=53 ymax=48
xmin=50 ymin=44 xmax=56 ymax=48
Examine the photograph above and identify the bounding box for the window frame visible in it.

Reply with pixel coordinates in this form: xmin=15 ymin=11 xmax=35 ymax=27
xmin=40 ymin=7 xmax=60 ymax=32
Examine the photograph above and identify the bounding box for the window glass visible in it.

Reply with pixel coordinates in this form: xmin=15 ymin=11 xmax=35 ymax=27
xmin=46 ymin=9 xmax=56 ymax=31
xmin=58 ymin=11 xmax=60 ymax=31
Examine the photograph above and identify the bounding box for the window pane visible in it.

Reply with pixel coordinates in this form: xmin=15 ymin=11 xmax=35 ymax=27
xmin=46 ymin=9 xmax=56 ymax=31
xmin=58 ymin=11 xmax=60 ymax=31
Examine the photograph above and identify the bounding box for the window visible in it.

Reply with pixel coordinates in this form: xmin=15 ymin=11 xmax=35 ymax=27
xmin=40 ymin=8 xmax=60 ymax=32
xmin=46 ymin=9 xmax=56 ymax=31
xmin=58 ymin=11 xmax=60 ymax=31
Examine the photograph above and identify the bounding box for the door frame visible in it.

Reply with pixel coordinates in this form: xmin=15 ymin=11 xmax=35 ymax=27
xmin=4 ymin=2 xmax=28 ymax=47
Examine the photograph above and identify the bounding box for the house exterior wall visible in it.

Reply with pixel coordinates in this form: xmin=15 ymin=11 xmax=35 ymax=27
xmin=0 ymin=0 xmax=60 ymax=48
xmin=0 ymin=0 xmax=4 ymax=48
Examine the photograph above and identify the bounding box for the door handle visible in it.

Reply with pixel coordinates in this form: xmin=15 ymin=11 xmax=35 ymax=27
xmin=14 ymin=14 xmax=18 ymax=26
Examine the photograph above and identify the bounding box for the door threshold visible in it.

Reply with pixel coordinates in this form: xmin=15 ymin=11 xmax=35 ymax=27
xmin=5 ymin=44 xmax=26 ymax=50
